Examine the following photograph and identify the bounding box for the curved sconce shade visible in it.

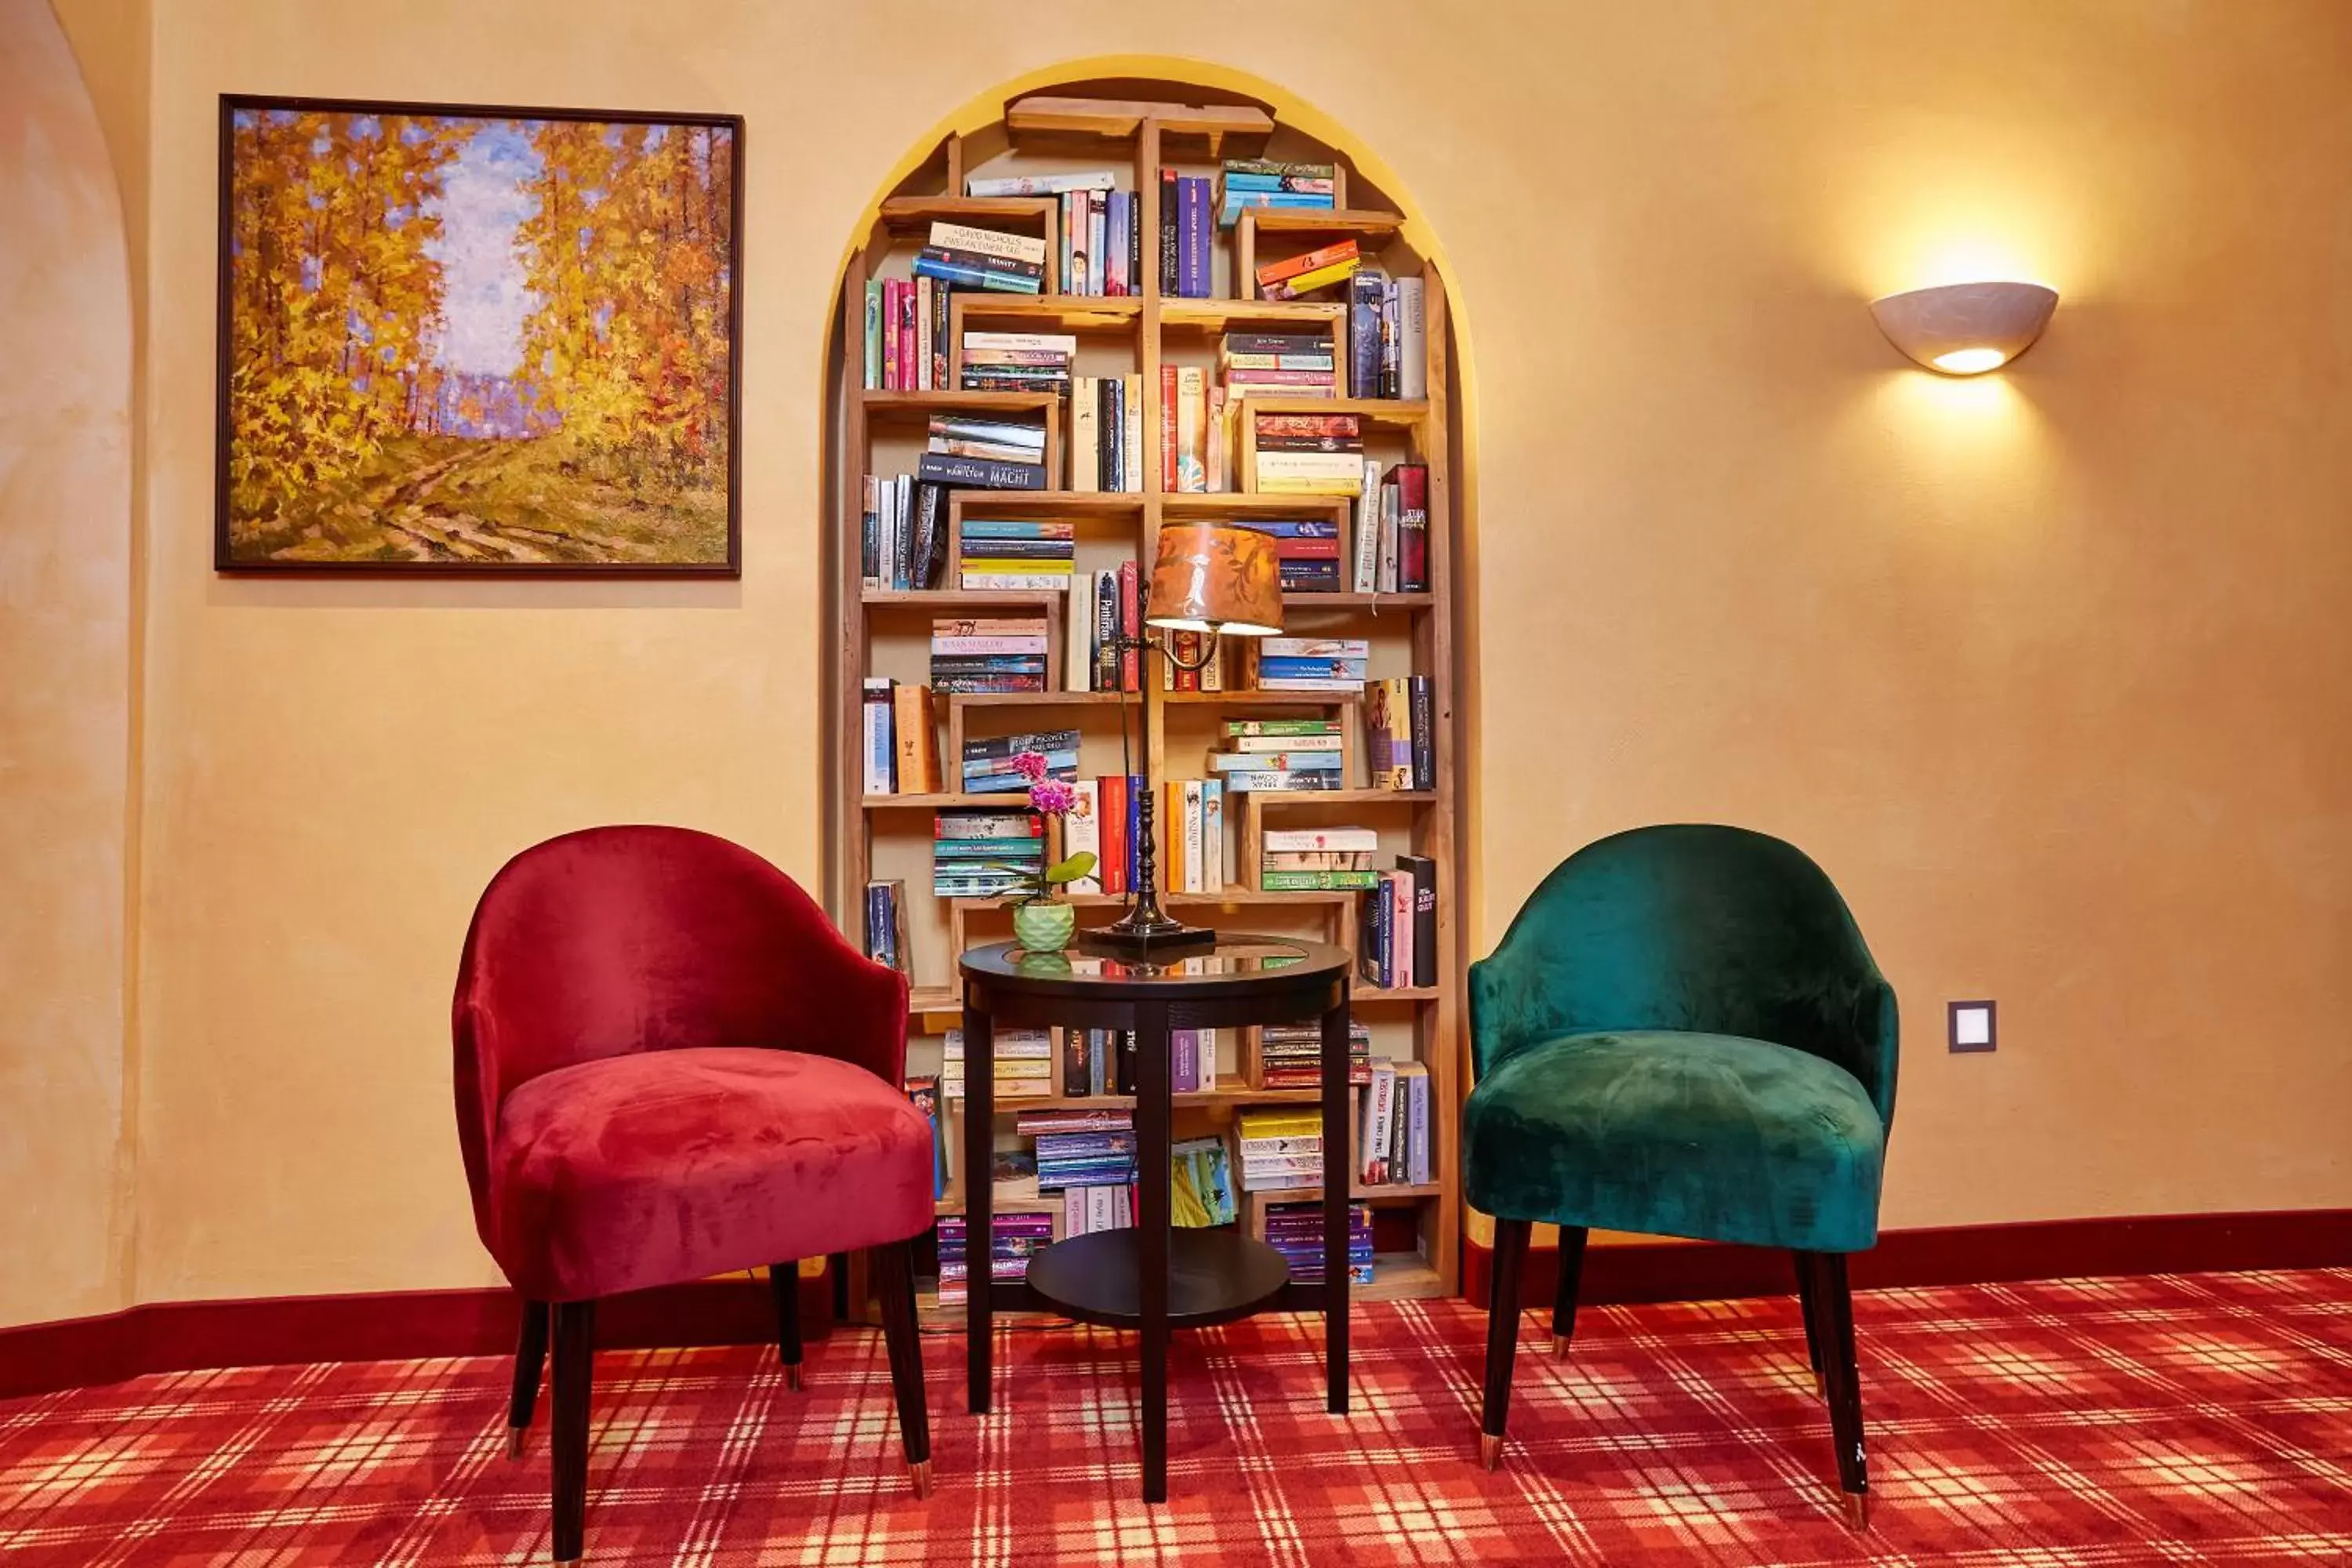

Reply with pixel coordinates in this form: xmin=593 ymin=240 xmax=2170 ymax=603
xmin=1871 ymin=281 xmax=2058 ymax=375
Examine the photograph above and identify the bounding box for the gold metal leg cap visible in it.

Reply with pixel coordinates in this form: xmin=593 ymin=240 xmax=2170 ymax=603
xmin=1841 ymin=1491 xmax=1870 ymax=1532
xmin=784 ymin=1363 xmax=804 ymax=1392
xmin=1478 ymin=1433 xmax=1504 ymax=1471
xmin=909 ymin=1459 xmax=934 ymax=1500
xmin=1551 ymin=1335 xmax=1572 ymax=1358
xmin=506 ymin=1427 xmax=525 ymax=1460
xmin=1812 ymin=1369 xmax=1827 ymax=1399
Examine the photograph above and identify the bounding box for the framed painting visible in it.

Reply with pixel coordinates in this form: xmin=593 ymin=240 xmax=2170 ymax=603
xmin=214 ymin=96 xmax=743 ymax=575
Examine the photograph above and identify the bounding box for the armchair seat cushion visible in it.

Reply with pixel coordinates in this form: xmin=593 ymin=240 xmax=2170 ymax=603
xmin=488 ymin=1047 xmax=935 ymax=1301
xmin=1464 ymin=1029 xmax=1885 ymax=1253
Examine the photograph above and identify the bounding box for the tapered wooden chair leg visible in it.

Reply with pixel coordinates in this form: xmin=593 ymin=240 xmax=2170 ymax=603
xmin=1479 ymin=1219 xmax=1531 ymax=1469
xmin=508 ymin=1298 xmax=549 ymax=1457
xmin=1793 ymin=1251 xmax=1826 ymax=1398
xmin=1803 ymin=1251 xmax=1870 ymax=1530
xmin=770 ymin=1262 xmax=804 ymax=1391
xmin=1550 ymin=1225 xmax=1588 ymax=1356
xmin=873 ymin=1239 xmax=931 ymax=1497
xmin=550 ymin=1300 xmax=595 ymax=1564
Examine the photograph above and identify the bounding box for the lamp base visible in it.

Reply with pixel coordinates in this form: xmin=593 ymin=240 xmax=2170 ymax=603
xmin=1087 ymin=909 xmax=1217 ymax=956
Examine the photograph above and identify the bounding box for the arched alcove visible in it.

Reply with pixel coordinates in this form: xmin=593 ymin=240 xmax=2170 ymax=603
xmin=823 ymin=74 xmax=1469 ymax=1303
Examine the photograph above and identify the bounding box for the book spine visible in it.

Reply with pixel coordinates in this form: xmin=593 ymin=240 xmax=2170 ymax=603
xmin=1178 ymin=178 xmax=1201 ymax=298
xmin=1069 ymin=190 xmax=1091 ymax=296
xmin=1181 ymin=779 xmax=1203 ymax=895
xmin=1378 ymin=278 xmax=1402 ymax=398
xmin=931 ymin=220 xmax=1047 ymax=267
xmin=1089 ymin=196 xmax=1107 ymax=301
xmin=1409 ymin=674 xmax=1435 ymax=792
xmin=1101 ymin=774 xmax=1127 ymax=897
xmin=916 ymin=452 xmax=1047 ymax=490
xmin=861 ymin=681 xmax=894 ymax=795
xmin=1103 ymin=377 xmax=1122 ymax=491
xmin=1261 ymin=868 xmax=1379 ymax=890
xmin=1347 ymin=270 xmax=1385 ymax=397
xmin=1065 ymin=779 xmax=1102 ymax=893
xmin=1122 ymin=376 xmax=1144 ymax=492
xmin=1395 ymin=275 xmax=1427 ymax=397
xmin=1176 ymin=366 xmax=1205 ymax=492
xmin=1200 ymin=779 xmax=1225 ymax=891
xmin=1092 ymin=568 xmax=1118 ymax=691
xmin=862 ymin=281 xmax=882 ymax=390
xmin=1124 ymin=779 xmax=1143 ymax=895
xmin=1394 ymin=463 xmax=1430 ymax=591
xmin=1160 ymin=365 xmax=1180 ymax=492
xmin=934 ymin=278 xmax=952 ymax=387
xmin=1376 ymin=481 xmax=1399 ymax=592
xmin=1129 ymin=192 xmax=1142 ymax=299
xmin=1117 ymin=560 xmax=1138 ymax=691
xmin=1064 ymin=576 xmax=1092 ymax=691
xmin=1387 ymin=870 xmax=1413 ymax=991
xmin=967 ymin=170 xmax=1116 ymax=198
xmin=1255 ymin=238 xmax=1361 ymax=289
xmin=1159 ymin=169 xmax=1178 ymax=295
xmin=1105 ymin=191 xmax=1126 ymax=297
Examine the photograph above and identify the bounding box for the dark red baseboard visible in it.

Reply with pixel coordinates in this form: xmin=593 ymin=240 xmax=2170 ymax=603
xmin=0 ymin=1273 xmax=834 ymax=1403
xmin=1461 ymin=1208 xmax=2352 ymax=1310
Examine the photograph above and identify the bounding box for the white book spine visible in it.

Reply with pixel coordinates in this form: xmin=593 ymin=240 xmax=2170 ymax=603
xmin=1113 ymin=1186 xmax=1133 ymax=1227
xmin=1352 ymin=460 xmax=1381 ymax=591
xmin=1088 ymin=199 xmax=1107 ymax=299
xmin=930 ymin=220 xmax=1047 ymax=267
xmin=1377 ymin=484 xmax=1399 ymax=592
xmin=1363 ymin=1063 xmax=1397 ymax=1184
xmin=1181 ymin=780 xmax=1203 ymax=894
xmin=1065 ymin=779 xmax=1103 ymax=893
xmin=861 ymin=684 xmax=893 ymax=795
xmin=967 ymin=170 xmax=1117 ymax=198
xmin=1176 ymin=367 xmax=1206 ymax=492
xmin=1396 ymin=277 xmax=1427 ymax=400
xmin=1201 ymin=1028 xmax=1218 ymax=1093
xmin=916 ymin=277 xmax=934 ymax=392
xmin=1407 ymin=1072 xmax=1431 ymax=1185
xmin=1201 ymin=779 xmax=1225 ymax=892
xmin=1072 ymin=376 xmax=1098 ymax=493
xmin=1065 ymin=575 xmax=1093 ymax=691
xmin=1122 ymin=375 xmax=1144 ymax=492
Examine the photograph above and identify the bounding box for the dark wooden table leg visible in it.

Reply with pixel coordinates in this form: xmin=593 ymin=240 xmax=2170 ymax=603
xmin=1319 ymin=993 xmax=1352 ymax=1414
xmin=964 ymin=996 xmax=994 ymax=1415
xmin=1133 ymin=999 xmax=1172 ymax=1504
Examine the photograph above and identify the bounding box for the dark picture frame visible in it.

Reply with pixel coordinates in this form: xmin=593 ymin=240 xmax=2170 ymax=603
xmin=214 ymin=94 xmax=745 ymax=575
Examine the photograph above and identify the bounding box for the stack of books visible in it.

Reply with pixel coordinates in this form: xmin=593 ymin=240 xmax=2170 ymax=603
xmin=1365 ymin=677 xmax=1436 ymax=791
xmin=968 ymin=170 xmax=1112 ymax=199
xmin=1160 ymin=779 xmax=1229 ymax=894
xmin=960 ymin=332 xmax=1075 ymax=398
xmin=1158 ymin=171 xmax=1217 ymax=298
xmin=1213 ymin=734 xmax=1341 ymax=798
xmin=1236 ymin=1108 xmax=1323 ymax=1192
xmin=1069 ymin=564 xmax=1142 ymax=691
xmin=860 ymin=474 xmax=951 ymax=590
xmin=1058 ymin=184 xmax=1142 ymax=297
xmin=1348 ymin=463 xmax=1432 ymax=592
xmin=1358 ymin=1059 xmax=1433 ymax=1187
xmin=1220 ymin=331 xmax=1334 ymax=401
xmin=1254 ymin=637 xmax=1367 ymax=695
xmin=1255 ymin=238 xmax=1362 ymax=301
xmin=1171 ymin=1137 xmax=1239 ymax=1227
xmin=1348 ymin=270 xmax=1427 ymax=400
xmin=935 ymin=1212 xmax=1055 ymax=1305
xmin=1258 ymin=1019 xmax=1373 ymax=1089
xmin=1265 ymin=1201 xmax=1374 ymax=1285
xmin=867 ymin=277 xmax=951 ymax=390
xmin=923 ymin=414 xmax=1047 ymax=492
xmin=1032 ymin=1120 xmax=1137 ymax=1190
xmin=1218 ymin=158 xmax=1335 ymax=227
xmin=857 ymin=679 xmax=943 ymax=796
xmin=931 ymin=614 xmax=1048 ymax=694
xmin=913 ymin=220 xmax=1046 ymax=295
xmin=1233 ymin=514 xmax=1345 ymax=594
xmin=862 ymin=878 xmax=909 ymax=971
xmin=961 ymin=727 xmax=1077 ymax=794
xmin=1254 ymin=412 xmax=1363 ymax=496
xmin=1360 ymin=856 xmax=1439 ymax=989
xmin=932 ymin=808 xmax=1040 ymax=899
xmin=960 ymin=518 xmax=1073 ymax=592
xmin=1262 ymin=826 xmax=1379 ymax=891
xmin=1070 ymin=375 xmax=1145 ymax=492
xmin=943 ymin=1025 xmax=1054 ymax=1100
xmin=1058 ymin=777 xmax=1144 ymax=896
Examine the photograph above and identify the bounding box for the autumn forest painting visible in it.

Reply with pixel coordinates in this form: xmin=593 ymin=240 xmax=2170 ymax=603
xmin=218 ymin=100 xmax=739 ymax=571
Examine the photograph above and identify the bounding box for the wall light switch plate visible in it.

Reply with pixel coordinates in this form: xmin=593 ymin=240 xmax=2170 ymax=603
xmin=1949 ymin=1000 xmax=1996 ymax=1053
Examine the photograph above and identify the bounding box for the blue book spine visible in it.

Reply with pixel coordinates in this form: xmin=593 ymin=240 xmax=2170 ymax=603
xmin=1348 ymin=271 xmax=1385 ymax=397
xmin=911 ymin=253 xmax=1042 ymax=293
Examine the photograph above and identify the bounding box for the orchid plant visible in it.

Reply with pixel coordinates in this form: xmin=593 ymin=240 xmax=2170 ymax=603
xmin=995 ymin=750 xmax=1097 ymax=906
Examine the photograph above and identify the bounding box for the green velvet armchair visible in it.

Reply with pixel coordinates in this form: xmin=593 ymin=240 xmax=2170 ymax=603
xmin=1463 ymin=824 xmax=1897 ymax=1529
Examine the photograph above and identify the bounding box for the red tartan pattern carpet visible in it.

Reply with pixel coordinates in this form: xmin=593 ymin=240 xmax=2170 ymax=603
xmin=2 ymin=1269 xmax=2348 ymax=1566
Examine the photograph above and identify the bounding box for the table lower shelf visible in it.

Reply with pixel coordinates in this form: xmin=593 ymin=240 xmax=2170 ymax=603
xmin=1021 ymin=1228 xmax=1292 ymax=1330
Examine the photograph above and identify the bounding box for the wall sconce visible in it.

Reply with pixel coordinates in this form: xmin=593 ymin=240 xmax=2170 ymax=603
xmin=1871 ymin=281 xmax=2058 ymax=375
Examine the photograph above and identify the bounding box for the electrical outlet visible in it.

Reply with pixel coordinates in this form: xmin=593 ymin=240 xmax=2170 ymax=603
xmin=1949 ymin=1000 xmax=1996 ymax=1054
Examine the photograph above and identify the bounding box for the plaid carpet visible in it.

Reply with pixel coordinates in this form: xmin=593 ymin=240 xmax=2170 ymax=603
xmin=1 ymin=1269 xmax=2347 ymax=1565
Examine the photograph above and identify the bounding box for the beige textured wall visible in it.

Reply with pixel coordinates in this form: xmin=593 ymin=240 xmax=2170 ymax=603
xmin=16 ymin=0 xmax=2351 ymax=1313
xmin=0 ymin=0 xmax=135 ymax=1325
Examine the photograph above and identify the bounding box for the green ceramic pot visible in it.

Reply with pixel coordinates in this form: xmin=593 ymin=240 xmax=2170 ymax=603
xmin=1011 ymin=898 xmax=1076 ymax=954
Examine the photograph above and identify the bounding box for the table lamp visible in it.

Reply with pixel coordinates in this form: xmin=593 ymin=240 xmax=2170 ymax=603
xmin=1090 ymin=521 xmax=1284 ymax=956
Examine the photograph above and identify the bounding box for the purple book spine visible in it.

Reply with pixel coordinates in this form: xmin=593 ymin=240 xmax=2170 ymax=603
xmin=1177 ymin=181 xmax=1199 ymax=299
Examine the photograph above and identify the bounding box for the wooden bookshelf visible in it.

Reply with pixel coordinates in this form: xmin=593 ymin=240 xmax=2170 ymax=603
xmin=830 ymin=86 xmax=1464 ymax=1322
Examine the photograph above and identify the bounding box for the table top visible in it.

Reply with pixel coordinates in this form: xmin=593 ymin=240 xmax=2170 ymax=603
xmin=959 ymin=934 xmax=1352 ymax=1003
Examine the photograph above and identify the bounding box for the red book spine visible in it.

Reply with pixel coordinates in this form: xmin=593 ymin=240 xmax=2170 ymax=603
xmin=1393 ymin=462 xmax=1429 ymax=593
xmin=1160 ymin=365 xmax=1179 ymax=491
xmin=1101 ymin=775 xmax=1127 ymax=895
xmin=883 ymin=281 xmax=903 ymax=390
xmin=1176 ymin=630 xmax=1200 ymax=691
xmin=1118 ymin=561 xmax=1140 ymax=691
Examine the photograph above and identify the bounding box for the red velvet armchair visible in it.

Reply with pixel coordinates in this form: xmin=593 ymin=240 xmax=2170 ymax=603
xmin=453 ymin=826 xmax=935 ymax=1564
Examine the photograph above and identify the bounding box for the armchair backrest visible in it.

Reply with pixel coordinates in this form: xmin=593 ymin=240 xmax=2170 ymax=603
xmin=1468 ymin=825 xmax=1896 ymax=1124
xmin=452 ymin=826 xmax=908 ymax=1215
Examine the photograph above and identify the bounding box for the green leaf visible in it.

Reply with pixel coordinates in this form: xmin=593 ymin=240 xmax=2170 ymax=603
xmin=1044 ymin=851 xmax=1097 ymax=884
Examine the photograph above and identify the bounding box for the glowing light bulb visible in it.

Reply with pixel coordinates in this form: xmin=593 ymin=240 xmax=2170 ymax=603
xmin=1930 ymin=347 xmax=2009 ymax=375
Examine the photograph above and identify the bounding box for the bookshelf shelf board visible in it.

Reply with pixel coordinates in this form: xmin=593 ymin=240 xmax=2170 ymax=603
xmin=1251 ymin=789 xmax=1438 ymax=806
xmin=1356 ymin=1256 xmax=1445 ymax=1302
xmin=1159 ymin=299 xmax=1346 ymax=332
xmin=949 ymin=690 xmax=1131 ymax=708
xmin=1250 ymin=1183 xmax=1447 ymax=1205
xmin=908 ymin=985 xmax=961 ymax=1018
xmin=1166 ymin=887 xmax=1352 ymax=907
xmin=862 ymin=793 xmax=1018 ymax=811
xmin=1159 ymin=492 xmax=1352 ymax=517
xmin=953 ymin=294 xmax=1142 ymax=332
xmin=878 ymin=194 xmax=1054 ymax=230
xmin=951 ymin=490 xmax=1146 ymax=517
xmin=861 ymin=389 xmax=1058 ymax=416
xmin=1244 ymin=207 xmax=1407 ymax=238
xmin=1278 ymin=593 xmax=1436 ymax=612
xmin=1004 ymin=96 xmax=1275 ymax=140
xmin=862 ymin=589 xmax=1063 ymax=610
xmin=1353 ymin=985 xmax=1443 ymax=1004
xmin=1159 ymin=689 xmax=1362 ymax=706
xmin=1234 ymin=396 xmax=1432 ymax=427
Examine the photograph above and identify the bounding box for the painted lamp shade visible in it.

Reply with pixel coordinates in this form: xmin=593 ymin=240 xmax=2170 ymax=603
xmin=1145 ymin=522 xmax=1284 ymax=637
xmin=1870 ymin=281 xmax=2059 ymax=375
